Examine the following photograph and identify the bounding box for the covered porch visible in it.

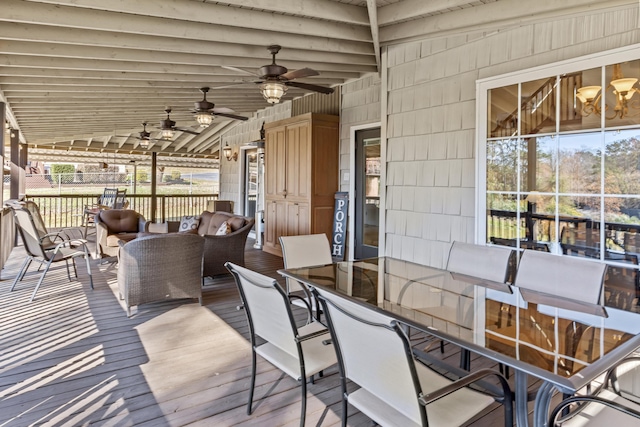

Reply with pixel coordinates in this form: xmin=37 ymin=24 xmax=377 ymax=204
xmin=0 ymin=235 xmax=519 ymax=426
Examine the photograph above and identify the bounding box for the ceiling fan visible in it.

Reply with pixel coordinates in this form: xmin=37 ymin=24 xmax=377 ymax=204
xmin=157 ymin=107 xmax=199 ymax=140
xmin=191 ymin=87 xmax=248 ymax=127
xmin=115 ymin=122 xmax=161 ymax=148
xmin=221 ymin=45 xmax=334 ymax=104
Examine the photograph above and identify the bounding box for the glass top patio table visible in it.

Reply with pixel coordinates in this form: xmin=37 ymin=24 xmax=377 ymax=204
xmin=278 ymin=257 xmax=640 ymax=427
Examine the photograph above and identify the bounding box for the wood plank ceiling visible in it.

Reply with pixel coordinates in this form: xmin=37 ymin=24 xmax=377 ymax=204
xmin=0 ymin=0 xmax=621 ymax=166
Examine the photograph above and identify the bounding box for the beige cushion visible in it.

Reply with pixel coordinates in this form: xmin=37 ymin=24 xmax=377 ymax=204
xmin=106 ymin=232 xmax=138 ymax=247
xmin=215 ymin=221 xmax=231 ymax=235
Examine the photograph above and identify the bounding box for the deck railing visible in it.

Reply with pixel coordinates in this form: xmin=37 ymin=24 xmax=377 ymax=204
xmin=25 ymin=193 xmax=219 ymax=230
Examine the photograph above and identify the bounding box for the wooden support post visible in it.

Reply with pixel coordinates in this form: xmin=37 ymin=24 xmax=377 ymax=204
xmin=10 ymin=127 xmax=20 ymax=200
xmin=151 ymin=151 xmax=157 ymax=222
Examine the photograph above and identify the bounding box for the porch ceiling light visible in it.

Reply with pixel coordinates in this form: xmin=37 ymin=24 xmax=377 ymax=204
xmin=195 ymin=111 xmax=213 ymax=127
xmin=161 ymin=128 xmax=174 ymax=140
xmin=260 ymin=81 xmax=287 ymax=104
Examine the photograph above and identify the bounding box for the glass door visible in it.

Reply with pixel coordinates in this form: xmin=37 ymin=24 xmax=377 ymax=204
xmin=355 ymin=128 xmax=381 ymax=259
xmin=244 ymin=149 xmax=258 ymax=223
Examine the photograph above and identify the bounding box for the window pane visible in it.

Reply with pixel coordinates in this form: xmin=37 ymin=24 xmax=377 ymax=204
xmin=605 ymin=60 xmax=640 ymax=127
xmin=488 ymin=84 xmax=518 ymax=138
xmin=570 ymin=66 xmax=602 ymax=131
xmin=557 ymin=195 xmax=601 ymax=257
xmin=486 ymin=193 xmax=524 ymax=243
xmin=605 ymin=130 xmax=640 ymax=195
xmin=521 ymin=76 xmax=556 ymax=135
xmin=520 ymin=136 xmax=555 ymax=193
xmin=487 ymin=139 xmax=518 ymax=192
xmin=558 ymin=132 xmax=602 ymax=194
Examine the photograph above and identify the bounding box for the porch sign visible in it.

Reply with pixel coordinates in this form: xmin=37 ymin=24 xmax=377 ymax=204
xmin=331 ymin=192 xmax=349 ymax=261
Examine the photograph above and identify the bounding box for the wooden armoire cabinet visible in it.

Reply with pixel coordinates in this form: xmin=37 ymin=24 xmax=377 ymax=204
xmin=263 ymin=113 xmax=339 ymax=256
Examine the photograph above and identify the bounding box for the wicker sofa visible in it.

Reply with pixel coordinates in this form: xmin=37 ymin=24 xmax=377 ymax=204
xmin=117 ymin=232 xmax=205 ymax=316
xmin=165 ymin=211 xmax=255 ymax=278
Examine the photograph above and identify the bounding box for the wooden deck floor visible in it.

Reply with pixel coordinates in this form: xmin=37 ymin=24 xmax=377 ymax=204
xmin=0 ymin=237 xmax=534 ymax=426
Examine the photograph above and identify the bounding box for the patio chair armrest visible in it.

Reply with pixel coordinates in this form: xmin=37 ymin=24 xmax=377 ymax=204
xmin=58 ymin=227 xmax=85 ymax=241
xmin=549 ymin=395 xmax=640 ymax=426
xmin=295 ymin=325 xmax=330 ymax=343
xmin=419 ymin=368 xmax=512 ymax=406
xmin=288 ymin=293 xmax=313 ymax=314
xmin=607 ymin=356 xmax=640 ymax=395
xmin=41 ymin=231 xmax=65 ymax=243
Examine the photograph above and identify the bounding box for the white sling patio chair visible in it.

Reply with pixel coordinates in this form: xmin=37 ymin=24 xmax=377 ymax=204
xmin=280 ymin=233 xmax=333 ymax=320
xmin=225 ymin=262 xmax=336 ymax=427
xmin=549 ymin=357 xmax=640 ymax=426
xmin=312 ymin=285 xmax=513 ymax=427
xmin=515 ymin=249 xmax=607 ymax=308
xmin=10 ymin=205 xmax=94 ymax=301
xmin=446 ymin=241 xmax=516 ymax=370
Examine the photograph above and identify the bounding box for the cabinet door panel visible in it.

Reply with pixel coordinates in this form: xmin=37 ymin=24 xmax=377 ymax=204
xmin=296 ymin=202 xmax=310 ymax=235
xmin=264 ymin=200 xmax=277 ymax=248
xmin=266 ymin=126 xmax=287 ymax=197
xmin=286 ymin=121 xmax=311 ymax=199
xmin=275 ymin=200 xmax=287 ymax=245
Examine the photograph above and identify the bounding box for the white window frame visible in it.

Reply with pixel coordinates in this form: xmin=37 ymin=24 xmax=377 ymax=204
xmin=475 ymin=43 xmax=640 ymax=246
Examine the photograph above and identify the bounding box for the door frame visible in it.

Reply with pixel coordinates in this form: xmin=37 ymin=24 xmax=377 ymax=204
xmin=349 ymin=122 xmax=382 ymax=261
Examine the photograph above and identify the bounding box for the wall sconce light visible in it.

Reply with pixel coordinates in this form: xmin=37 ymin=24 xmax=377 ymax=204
xmin=222 ymin=142 xmax=237 ymax=161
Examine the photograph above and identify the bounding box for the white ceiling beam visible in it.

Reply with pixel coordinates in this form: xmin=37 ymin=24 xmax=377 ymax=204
xmin=176 ymin=120 xmax=230 ymax=152
xmin=207 ymin=0 xmax=369 ymax=25
xmin=0 ymin=54 xmax=373 ymax=76
xmin=366 ymin=0 xmax=380 ymax=73
xmin=187 ymin=121 xmax=239 ymax=153
xmin=379 ymin=0 xmax=636 ymax=43
xmin=0 ymin=71 xmax=350 ymax=86
xmin=27 ymin=0 xmax=371 ymax=33
xmin=0 ymin=37 xmax=375 ymax=68
xmin=378 ymin=0 xmax=473 ymax=26
xmin=5 ymin=0 xmax=371 ymax=43
xmin=0 ymin=21 xmax=372 ymax=58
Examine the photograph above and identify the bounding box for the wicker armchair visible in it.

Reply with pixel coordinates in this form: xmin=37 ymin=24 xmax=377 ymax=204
xmin=117 ymin=233 xmax=205 ymax=316
xmin=95 ymin=209 xmax=148 ymax=258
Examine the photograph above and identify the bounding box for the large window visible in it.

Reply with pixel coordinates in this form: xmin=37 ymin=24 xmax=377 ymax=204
xmin=479 ymin=48 xmax=640 ymax=311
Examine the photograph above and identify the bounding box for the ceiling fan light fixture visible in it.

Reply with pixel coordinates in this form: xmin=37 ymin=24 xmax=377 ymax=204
xmin=195 ymin=111 xmax=213 ymax=127
xmin=139 ymin=139 xmax=150 ymax=149
xmin=161 ymin=128 xmax=174 ymax=140
xmin=261 ymin=81 xmax=287 ymax=104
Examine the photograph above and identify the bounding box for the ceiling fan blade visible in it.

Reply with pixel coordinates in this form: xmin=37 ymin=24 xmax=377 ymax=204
xmin=285 ymin=81 xmax=334 ymax=94
xmin=175 ymin=127 xmax=200 ymax=135
xmin=210 ymin=82 xmax=256 ymax=90
xmin=222 ymin=65 xmax=260 ymax=77
xmin=216 ymin=112 xmax=249 ymax=121
xmin=211 ymin=107 xmax=235 ymax=114
xmin=280 ymin=67 xmax=319 ymax=80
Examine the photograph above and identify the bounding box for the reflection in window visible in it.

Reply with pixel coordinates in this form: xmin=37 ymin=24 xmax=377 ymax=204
xmin=484 ymin=58 xmax=640 ymax=312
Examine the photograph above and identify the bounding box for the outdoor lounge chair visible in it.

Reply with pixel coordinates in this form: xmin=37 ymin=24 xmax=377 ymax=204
xmin=10 ymin=204 xmax=93 ymax=301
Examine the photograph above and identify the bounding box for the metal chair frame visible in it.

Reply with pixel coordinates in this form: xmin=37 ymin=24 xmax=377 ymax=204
xmin=10 ymin=205 xmax=94 ymax=301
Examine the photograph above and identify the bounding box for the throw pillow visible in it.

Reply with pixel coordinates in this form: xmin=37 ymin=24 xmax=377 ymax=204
xmin=179 ymin=215 xmax=200 ymax=232
xmin=215 ymin=221 xmax=232 ymax=236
